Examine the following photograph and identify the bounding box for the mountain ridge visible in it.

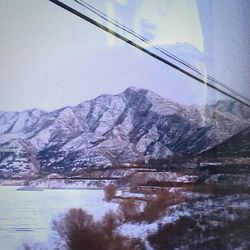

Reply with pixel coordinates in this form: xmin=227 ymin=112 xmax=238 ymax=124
xmin=0 ymin=87 xmax=249 ymax=178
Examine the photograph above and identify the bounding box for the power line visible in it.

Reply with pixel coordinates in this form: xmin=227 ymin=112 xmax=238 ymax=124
xmin=73 ymin=0 xmax=203 ymax=74
xmin=74 ymin=0 xmax=250 ymax=103
xmin=49 ymin=0 xmax=250 ymax=107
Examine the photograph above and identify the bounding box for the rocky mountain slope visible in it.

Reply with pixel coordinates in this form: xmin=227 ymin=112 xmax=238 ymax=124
xmin=199 ymin=126 xmax=250 ymax=158
xmin=0 ymin=87 xmax=249 ymax=178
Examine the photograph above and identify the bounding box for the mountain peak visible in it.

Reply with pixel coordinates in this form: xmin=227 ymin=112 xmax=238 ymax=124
xmin=0 ymin=87 xmax=249 ymax=177
xmin=122 ymin=86 xmax=144 ymax=96
xmin=125 ymin=86 xmax=141 ymax=92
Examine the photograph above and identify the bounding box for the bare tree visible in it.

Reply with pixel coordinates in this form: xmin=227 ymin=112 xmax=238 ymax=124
xmin=52 ymin=208 xmax=145 ymax=250
xmin=52 ymin=208 xmax=103 ymax=250
xmin=118 ymin=199 xmax=140 ymax=222
xmin=104 ymin=184 xmax=117 ymax=202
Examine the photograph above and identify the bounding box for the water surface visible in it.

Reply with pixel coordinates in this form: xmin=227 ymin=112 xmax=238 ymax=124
xmin=0 ymin=186 xmax=117 ymax=250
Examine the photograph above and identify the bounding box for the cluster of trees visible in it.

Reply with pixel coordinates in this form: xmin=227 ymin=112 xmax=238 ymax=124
xmin=57 ymin=185 xmax=250 ymax=250
xmin=23 ymin=184 xmax=186 ymax=249
xmin=117 ymin=188 xmax=184 ymax=223
xmin=52 ymin=208 xmax=144 ymax=250
xmin=103 ymin=184 xmax=184 ymax=223
xmin=23 ymin=202 xmax=250 ymax=250
xmin=22 ymin=184 xmax=186 ymax=250
xmin=50 ymin=187 xmax=184 ymax=250
xmin=22 ymin=207 xmax=144 ymax=250
xmin=148 ymin=213 xmax=250 ymax=249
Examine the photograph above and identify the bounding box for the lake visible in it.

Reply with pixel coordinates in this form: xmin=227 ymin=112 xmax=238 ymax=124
xmin=0 ymin=186 xmax=118 ymax=250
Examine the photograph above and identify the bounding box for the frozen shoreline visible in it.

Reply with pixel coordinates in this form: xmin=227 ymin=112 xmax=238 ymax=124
xmin=0 ymin=179 xmax=25 ymax=186
xmin=0 ymin=178 xmax=117 ymax=190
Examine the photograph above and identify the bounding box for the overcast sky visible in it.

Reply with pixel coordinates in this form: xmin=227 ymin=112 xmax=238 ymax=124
xmin=0 ymin=0 xmax=249 ymax=111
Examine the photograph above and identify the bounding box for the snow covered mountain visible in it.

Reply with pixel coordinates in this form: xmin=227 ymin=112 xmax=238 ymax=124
xmin=199 ymin=126 xmax=250 ymax=158
xmin=0 ymin=87 xmax=249 ymax=178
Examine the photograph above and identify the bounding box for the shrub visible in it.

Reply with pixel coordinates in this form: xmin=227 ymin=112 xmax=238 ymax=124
xmin=104 ymin=184 xmax=117 ymax=202
xmin=129 ymin=173 xmax=148 ymax=192
xmin=52 ymin=208 xmax=103 ymax=250
xmin=52 ymin=208 xmax=145 ymax=250
xmin=140 ymin=188 xmax=184 ymax=222
xmin=118 ymin=199 xmax=141 ymax=222
xmin=21 ymin=242 xmax=43 ymax=250
xmin=22 ymin=243 xmax=32 ymax=250
xmin=101 ymin=210 xmax=119 ymax=240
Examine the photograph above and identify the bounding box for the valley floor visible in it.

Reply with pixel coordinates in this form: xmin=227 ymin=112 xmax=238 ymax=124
xmin=1 ymin=161 xmax=249 ymax=249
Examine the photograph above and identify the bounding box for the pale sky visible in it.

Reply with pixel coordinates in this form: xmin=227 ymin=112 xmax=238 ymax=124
xmin=0 ymin=0 xmax=249 ymax=111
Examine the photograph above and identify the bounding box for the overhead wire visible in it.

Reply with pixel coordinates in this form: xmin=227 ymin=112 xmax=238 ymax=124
xmin=73 ymin=0 xmax=202 ymax=75
xmin=49 ymin=0 xmax=250 ymax=107
xmin=73 ymin=0 xmax=250 ymax=103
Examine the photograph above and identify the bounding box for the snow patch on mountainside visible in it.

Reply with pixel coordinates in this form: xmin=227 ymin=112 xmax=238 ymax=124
xmin=0 ymin=87 xmax=249 ymax=177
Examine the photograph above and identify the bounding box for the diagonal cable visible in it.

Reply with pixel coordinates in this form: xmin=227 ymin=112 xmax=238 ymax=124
xmin=49 ymin=0 xmax=250 ymax=107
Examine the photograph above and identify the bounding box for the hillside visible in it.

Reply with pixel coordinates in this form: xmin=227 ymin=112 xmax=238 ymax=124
xmin=199 ymin=126 xmax=250 ymax=158
xmin=0 ymin=87 xmax=249 ymax=178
